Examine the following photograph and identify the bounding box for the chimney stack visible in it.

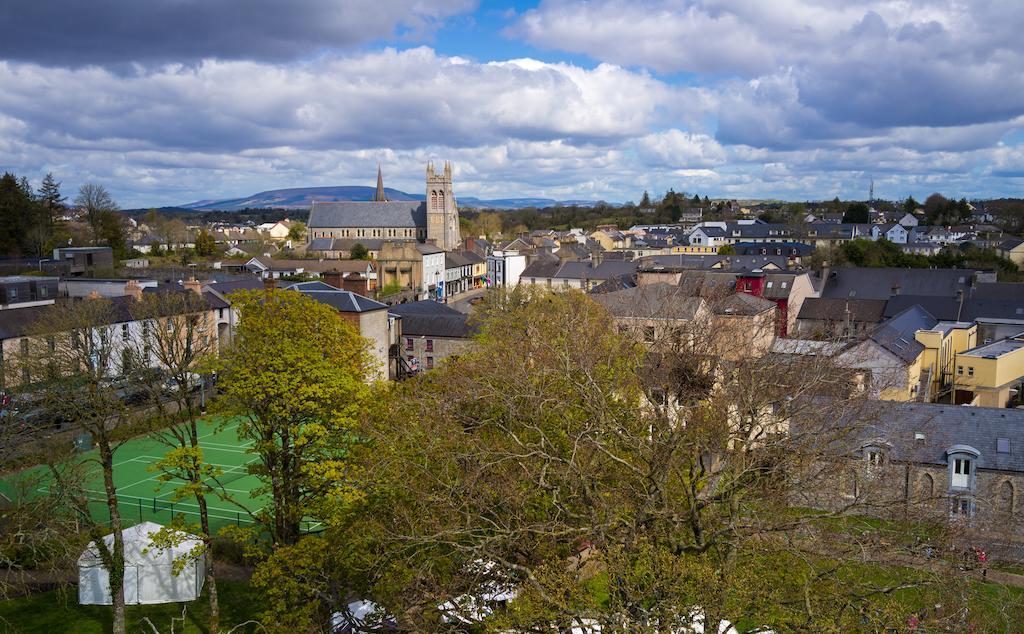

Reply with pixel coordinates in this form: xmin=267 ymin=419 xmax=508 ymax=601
xmin=124 ymin=280 xmax=143 ymax=301
xmin=184 ymin=276 xmax=203 ymax=296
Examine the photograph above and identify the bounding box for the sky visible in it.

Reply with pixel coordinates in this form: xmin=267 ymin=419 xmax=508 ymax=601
xmin=2 ymin=0 xmax=1024 ymax=207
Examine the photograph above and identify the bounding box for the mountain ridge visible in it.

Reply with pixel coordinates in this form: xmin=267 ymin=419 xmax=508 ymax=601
xmin=179 ymin=186 xmax=609 ymax=211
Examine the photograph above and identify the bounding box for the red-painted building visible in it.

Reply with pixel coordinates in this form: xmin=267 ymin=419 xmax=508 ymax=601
xmin=734 ymin=270 xmax=797 ymax=337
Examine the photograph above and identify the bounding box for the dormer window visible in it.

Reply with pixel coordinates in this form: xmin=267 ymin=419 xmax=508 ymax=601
xmin=946 ymin=445 xmax=980 ymax=492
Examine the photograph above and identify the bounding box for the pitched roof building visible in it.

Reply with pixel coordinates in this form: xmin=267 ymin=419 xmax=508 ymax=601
xmin=307 ymin=162 xmax=461 ymax=251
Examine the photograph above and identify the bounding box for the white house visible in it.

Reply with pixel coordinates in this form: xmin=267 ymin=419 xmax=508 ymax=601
xmin=79 ymin=522 xmax=205 ymax=605
xmin=897 ymin=212 xmax=919 ymax=228
xmin=420 ymin=245 xmax=446 ymax=301
xmin=870 ymin=223 xmax=908 ymax=244
xmin=486 ymin=250 xmax=527 ymax=287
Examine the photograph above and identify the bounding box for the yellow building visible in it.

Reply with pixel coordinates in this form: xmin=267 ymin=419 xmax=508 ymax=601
xmin=953 ymin=334 xmax=1024 ymax=407
xmin=589 ymin=228 xmax=631 ymax=251
xmin=670 ymin=245 xmax=718 ymax=254
xmin=998 ymin=237 xmax=1024 ymax=267
xmin=914 ymin=321 xmax=977 ymax=402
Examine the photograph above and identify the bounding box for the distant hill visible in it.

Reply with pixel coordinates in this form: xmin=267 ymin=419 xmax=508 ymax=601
xmin=179 ymin=186 xmax=611 ymax=211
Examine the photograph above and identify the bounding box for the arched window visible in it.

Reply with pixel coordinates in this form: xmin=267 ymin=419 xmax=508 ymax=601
xmin=1001 ymin=480 xmax=1015 ymax=514
xmin=431 ymin=191 xmax=438 ymax=208
xmin=919 ymin=472 xmax=934 ymax=498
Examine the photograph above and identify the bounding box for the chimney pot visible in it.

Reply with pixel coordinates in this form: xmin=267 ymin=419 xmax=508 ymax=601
xmin=124 ymin=280 xmax=143 ymax=301
xmin=184 ymin=276 xmax=203 ymax=296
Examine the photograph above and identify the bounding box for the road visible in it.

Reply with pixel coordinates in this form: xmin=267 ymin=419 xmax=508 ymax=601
xmin=447 ymin=287 xmax=487 ymax=314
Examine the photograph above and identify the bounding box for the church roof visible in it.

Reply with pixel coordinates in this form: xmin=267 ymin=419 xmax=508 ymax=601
xmin=308 ymin=201 xmax=426 ymax=229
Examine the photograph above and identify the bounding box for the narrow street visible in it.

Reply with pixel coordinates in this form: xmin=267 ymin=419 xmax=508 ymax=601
xmin=447 ymin=287 xmax=487 ymax=314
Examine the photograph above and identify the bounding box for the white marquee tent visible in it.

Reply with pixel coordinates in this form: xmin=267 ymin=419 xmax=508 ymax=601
xmin=78 ymin=521 xmax=205 ymax=605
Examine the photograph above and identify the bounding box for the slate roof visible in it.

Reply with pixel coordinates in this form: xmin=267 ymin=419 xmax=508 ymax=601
xmin=999 ymin=237 xmax=1024 ymax=251
xmin=973 ymin=282 xmax=1024 ymax=302
xmin=308 ymin=200 xmax=426 ymax=229
xmin=715 ymin=292 xmax=776 ymax=316
xmin=389 ymin=301 xmax=474 ymax=338
xmin=204 ymin=278 xmax=266 ymax=295
xmin=0 ymin=292 xmax=224 ymax=340
xmin=591 ymin=283 xmax=706 ymax=320
xmin=445 ymin=252 xmax=473 ymax=269
xmin=883 ymin=294 xmax=1024 ymax=323
xmin=286 ymin=281 xmax=388 ymax=313
xmin=555 ymin=260 xmax=637 ymax=281
xmin=520 ymin=259 xmax=562 ymax=280
xmin=639 ymin=254 xmax=790 ymax=271
xmin=797 ymin=298 xmax=887 ymax=323
xmin=814 ymin=401 xmax=1024 ymax=473
xmin=867 ymin=305 xmax=937 ymax=363
xmin=820 ymin=267 xmax=987 ymax=300
xmin=308 ymin=237 xmax=391 ymax=252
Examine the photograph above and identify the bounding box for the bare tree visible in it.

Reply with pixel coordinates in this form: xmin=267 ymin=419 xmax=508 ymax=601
xmin=15 ymin=297 xmax=135 ymax=634
xmin=124 ymin=287 xmax=224 ymax=633
xmin=74 ymin=183 xmax=118 ymax=244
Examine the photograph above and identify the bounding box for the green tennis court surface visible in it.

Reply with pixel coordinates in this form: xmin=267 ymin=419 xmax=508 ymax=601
xmin=1 ymin=417 xmax=317 ymax=533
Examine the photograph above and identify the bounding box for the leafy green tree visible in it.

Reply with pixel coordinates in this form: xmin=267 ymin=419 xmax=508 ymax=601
xmin=640 ymin=190 xmax=652 ymax=208
xmin=287 ymin=222 xmax=306 ymax=242
xmin=841 ymin=202 xmax=870 ymax=223
xmin=0 ymin=172 xmax=31 ymax=256
xmin=194 ymin=229 xmax=217 ymax=257
xmin=314 ymin=288 xmax=967 ymax=631
xmin=903 ymin=196 xmax=919 ymax=214
xmin=213 ymin=289 xmax=373 ymax=546
xmin=95 ymin=209 xmax=128 ymax=258
xmin=349 ymin=243 xmax=369 ymax=260
xmin=717 ymin=244 xmax=736 ymax=255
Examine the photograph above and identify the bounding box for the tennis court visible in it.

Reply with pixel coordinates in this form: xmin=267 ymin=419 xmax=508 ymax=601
xmin=1 ymin=417 xmax=300 ymax=532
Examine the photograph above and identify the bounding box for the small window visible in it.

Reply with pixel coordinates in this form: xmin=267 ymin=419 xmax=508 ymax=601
xmin=766 ymin=281 xmax=773 ymax=288
xmin=405 ymin=337 xmax=413 ymax=351
xmin=122 ymin=323 xmax=129 ymax=337
xmin=968 ymin=367 xmax=974 ymax=377
xmin=39 ymin=286 xmax=48 ymax=298
xmin=425 ymin=339 xmax=434 ymax=352
xmin=957 ymin=365 xmax=963 ymax=375
xmin=998 ymin=438 xmax=1011 ymax=453
xmin=781 ymin=281 xmax=788 ymax=288
xmin=915 ymin=432 xmax=926 ymax=442
xmin=426 ymin=356 xmax=434 ymax=369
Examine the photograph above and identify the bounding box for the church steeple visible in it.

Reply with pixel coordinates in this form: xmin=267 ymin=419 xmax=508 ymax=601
xmin=374 ymin=164 xmax=387 ymax=202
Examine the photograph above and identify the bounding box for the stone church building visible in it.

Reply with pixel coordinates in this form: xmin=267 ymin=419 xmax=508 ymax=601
xmin=307 ymin=162 xmax=461 ymax=252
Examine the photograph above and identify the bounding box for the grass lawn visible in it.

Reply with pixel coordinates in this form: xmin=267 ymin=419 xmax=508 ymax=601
xmin=0 ymin=580 xmax=260 ymax=634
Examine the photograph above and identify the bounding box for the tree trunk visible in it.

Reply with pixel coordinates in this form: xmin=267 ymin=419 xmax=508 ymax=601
xmin=100 ymin=435 xmax=127 ymax=634
xmin=197 ymin=492 xmax=219 ymax=634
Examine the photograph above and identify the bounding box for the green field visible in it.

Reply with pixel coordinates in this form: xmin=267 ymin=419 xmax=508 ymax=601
xmin=0 ymin=417 xmax=290 ymax=533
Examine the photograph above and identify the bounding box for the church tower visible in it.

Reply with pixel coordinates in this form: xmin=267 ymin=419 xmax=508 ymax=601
xmin=425 ymin=161 xmax=460 ymax=251
xmin=374 ymin=164 xmax=387 ymax=202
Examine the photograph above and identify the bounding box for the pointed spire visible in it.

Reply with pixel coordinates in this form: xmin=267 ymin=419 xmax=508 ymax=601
xmin=374 ymin=164 xmax=387 ymax=202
